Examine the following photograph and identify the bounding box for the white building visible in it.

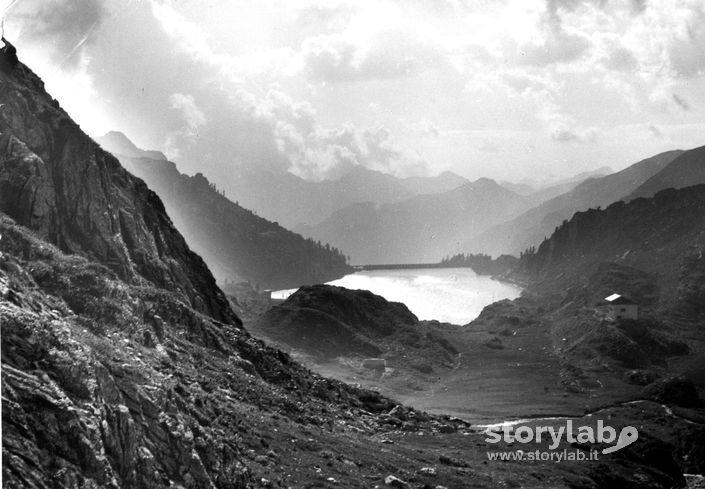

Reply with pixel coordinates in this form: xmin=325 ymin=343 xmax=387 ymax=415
xmin=604 ymin=293 xmax=639 ymax=321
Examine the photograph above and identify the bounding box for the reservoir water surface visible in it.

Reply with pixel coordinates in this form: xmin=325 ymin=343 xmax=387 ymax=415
xmin=272 ymin=268 xmax=521 ymax=324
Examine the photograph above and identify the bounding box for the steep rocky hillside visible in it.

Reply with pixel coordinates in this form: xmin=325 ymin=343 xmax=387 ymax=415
xmin=298 ymin=178 xmax=529 ymax=264
xmin=447 ymin=184 xmax=705 ymax=404
xmin=0 ymin=54 xmax=235 ymax=324
xmin=520 ymin=185 xmax=705 ymax=312
xmin=470 ymin=150 xmax=684 ymax=255
xmin=97 ymin=132 xmax=351 ymax=290
xmin=628 ymin=145 xmax=705 ymax=200
xmin=0 ymin=213 xmax=471 ymax=489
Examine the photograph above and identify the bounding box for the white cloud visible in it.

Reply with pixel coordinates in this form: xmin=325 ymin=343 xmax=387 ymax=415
xmin=538 ymin=100 xmax=599 ymax=144
xmin=7 ymin=0 xmax=704 ymax=187
xmin=409 ymin=120 xmax=440 ymax=138
xmin=602 ymin=43 xmax=638 ymax=72
xmin=300 ymin=26 xmax=445 ymax=83
xmin=165 ymin=93 xmax=206 ymax=159
xmin=516 ymin=29 xmax=592 ymax=66
xmin=150 ymin=1 xmax=220 ymax=67
xmin=263 ymin=90 xmax=430 ymax=180
xmin=170 ymin=93 xmax=206 ymax=131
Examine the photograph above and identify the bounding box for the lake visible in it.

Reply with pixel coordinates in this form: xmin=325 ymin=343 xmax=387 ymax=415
xmin=271 ymin=268 xmax=522 ymax=324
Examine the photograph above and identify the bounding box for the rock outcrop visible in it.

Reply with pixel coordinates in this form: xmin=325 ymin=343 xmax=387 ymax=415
xmin=254 ymin=285 xmax=459 ymax=371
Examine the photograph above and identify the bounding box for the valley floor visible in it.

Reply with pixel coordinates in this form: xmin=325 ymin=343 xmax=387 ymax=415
xmin=248 ymin=308 xmax=642 ymax=423
xmin=245 ymin=288 xmax=705 ymax=487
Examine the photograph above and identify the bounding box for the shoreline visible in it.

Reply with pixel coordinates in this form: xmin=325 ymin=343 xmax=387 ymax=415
xmin=270 ymin=267 xmax=523 ymax=325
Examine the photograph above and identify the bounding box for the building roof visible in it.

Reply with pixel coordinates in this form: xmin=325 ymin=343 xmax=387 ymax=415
xmin=604 ymin=293 xmax=637 ymax=305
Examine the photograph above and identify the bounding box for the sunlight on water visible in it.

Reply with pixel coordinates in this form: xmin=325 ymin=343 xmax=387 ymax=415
xmin=271 ymin=268 xmax=521 ymax=325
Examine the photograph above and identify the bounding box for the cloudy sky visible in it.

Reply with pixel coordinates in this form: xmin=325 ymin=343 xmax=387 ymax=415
xmin=3 ymin=0 xmax=704 ymax=184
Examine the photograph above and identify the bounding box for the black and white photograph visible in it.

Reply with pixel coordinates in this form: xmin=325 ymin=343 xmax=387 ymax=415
xmin=1 ymin=0 xmax=704 ymax=487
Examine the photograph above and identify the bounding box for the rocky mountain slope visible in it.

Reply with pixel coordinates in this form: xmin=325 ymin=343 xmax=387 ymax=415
xmin=297 ymin=178 xmax=529 ymax=264
xmin=1 ymin=209 xmax=483 ymax=489
xmin=469 ymin=150 xmax=684 ymax=255
xmin=0 ymin=53 xmax=235 ymax=325
xmin=628 ymin=145 xmax=705 ymax=201
xmin=506 ymin=183 xmax=705 ymax=388
xmin=477 ymin=184 xmax=705 ymax=452
xmin=520 ymin=184 xmax=705 ymax=311
xmin=96 ymin=132 xmax=351 ymax=290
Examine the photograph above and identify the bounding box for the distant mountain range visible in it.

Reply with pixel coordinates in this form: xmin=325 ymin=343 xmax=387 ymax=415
xmin=500 ymin=166 xmax=613 ymax=199
xmin=502 ymin=166 xmax=614 ymax=193
xmin=219 ymin=161 xmax=468 ymax=229
xmin=97 ymin=131 xmax=351 ymax=289
xmin=292 ymin=164 xmax=617 ymax=264
xmin=297 ymin=178 xmax=530 ymax=264
xmin=468 ymin=149 xmax=686 ymax=255
xmin=97 ymin=134 xmax=625 ymax=267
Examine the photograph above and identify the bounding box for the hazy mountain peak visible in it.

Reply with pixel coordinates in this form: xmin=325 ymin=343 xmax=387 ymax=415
xmin=97 ymin=131 xmax=168 ymax=161
xmin=470 ymin=177 xmax=501 ymax=188
xmin=569 ymin=166 xmax=614 ymax=182
xmin=339 ymin=164 xmax=397 ymax=182
xmin=100 ymin=130 xmax=139 ymax=151
xmin=436 ymin=170 xmax=467 ymax=182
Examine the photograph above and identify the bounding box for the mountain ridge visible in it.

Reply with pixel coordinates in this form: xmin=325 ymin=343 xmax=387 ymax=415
xmin=469 ymin=149 xmax=685 ymax=255
xmin=627 ymin=145 xmax=705 ymax=201
xmin=297 ymin=177 xmax=530 ymax=264
xmin=96 ymin=132 xmax=352 ymax=290
xmin=520 ymin=184 xmax=705 ymax=313
xmin=0 ymin=59 xmax=236 ymax=325
xmin=219 ymin=160 xmax=469 ymax=228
